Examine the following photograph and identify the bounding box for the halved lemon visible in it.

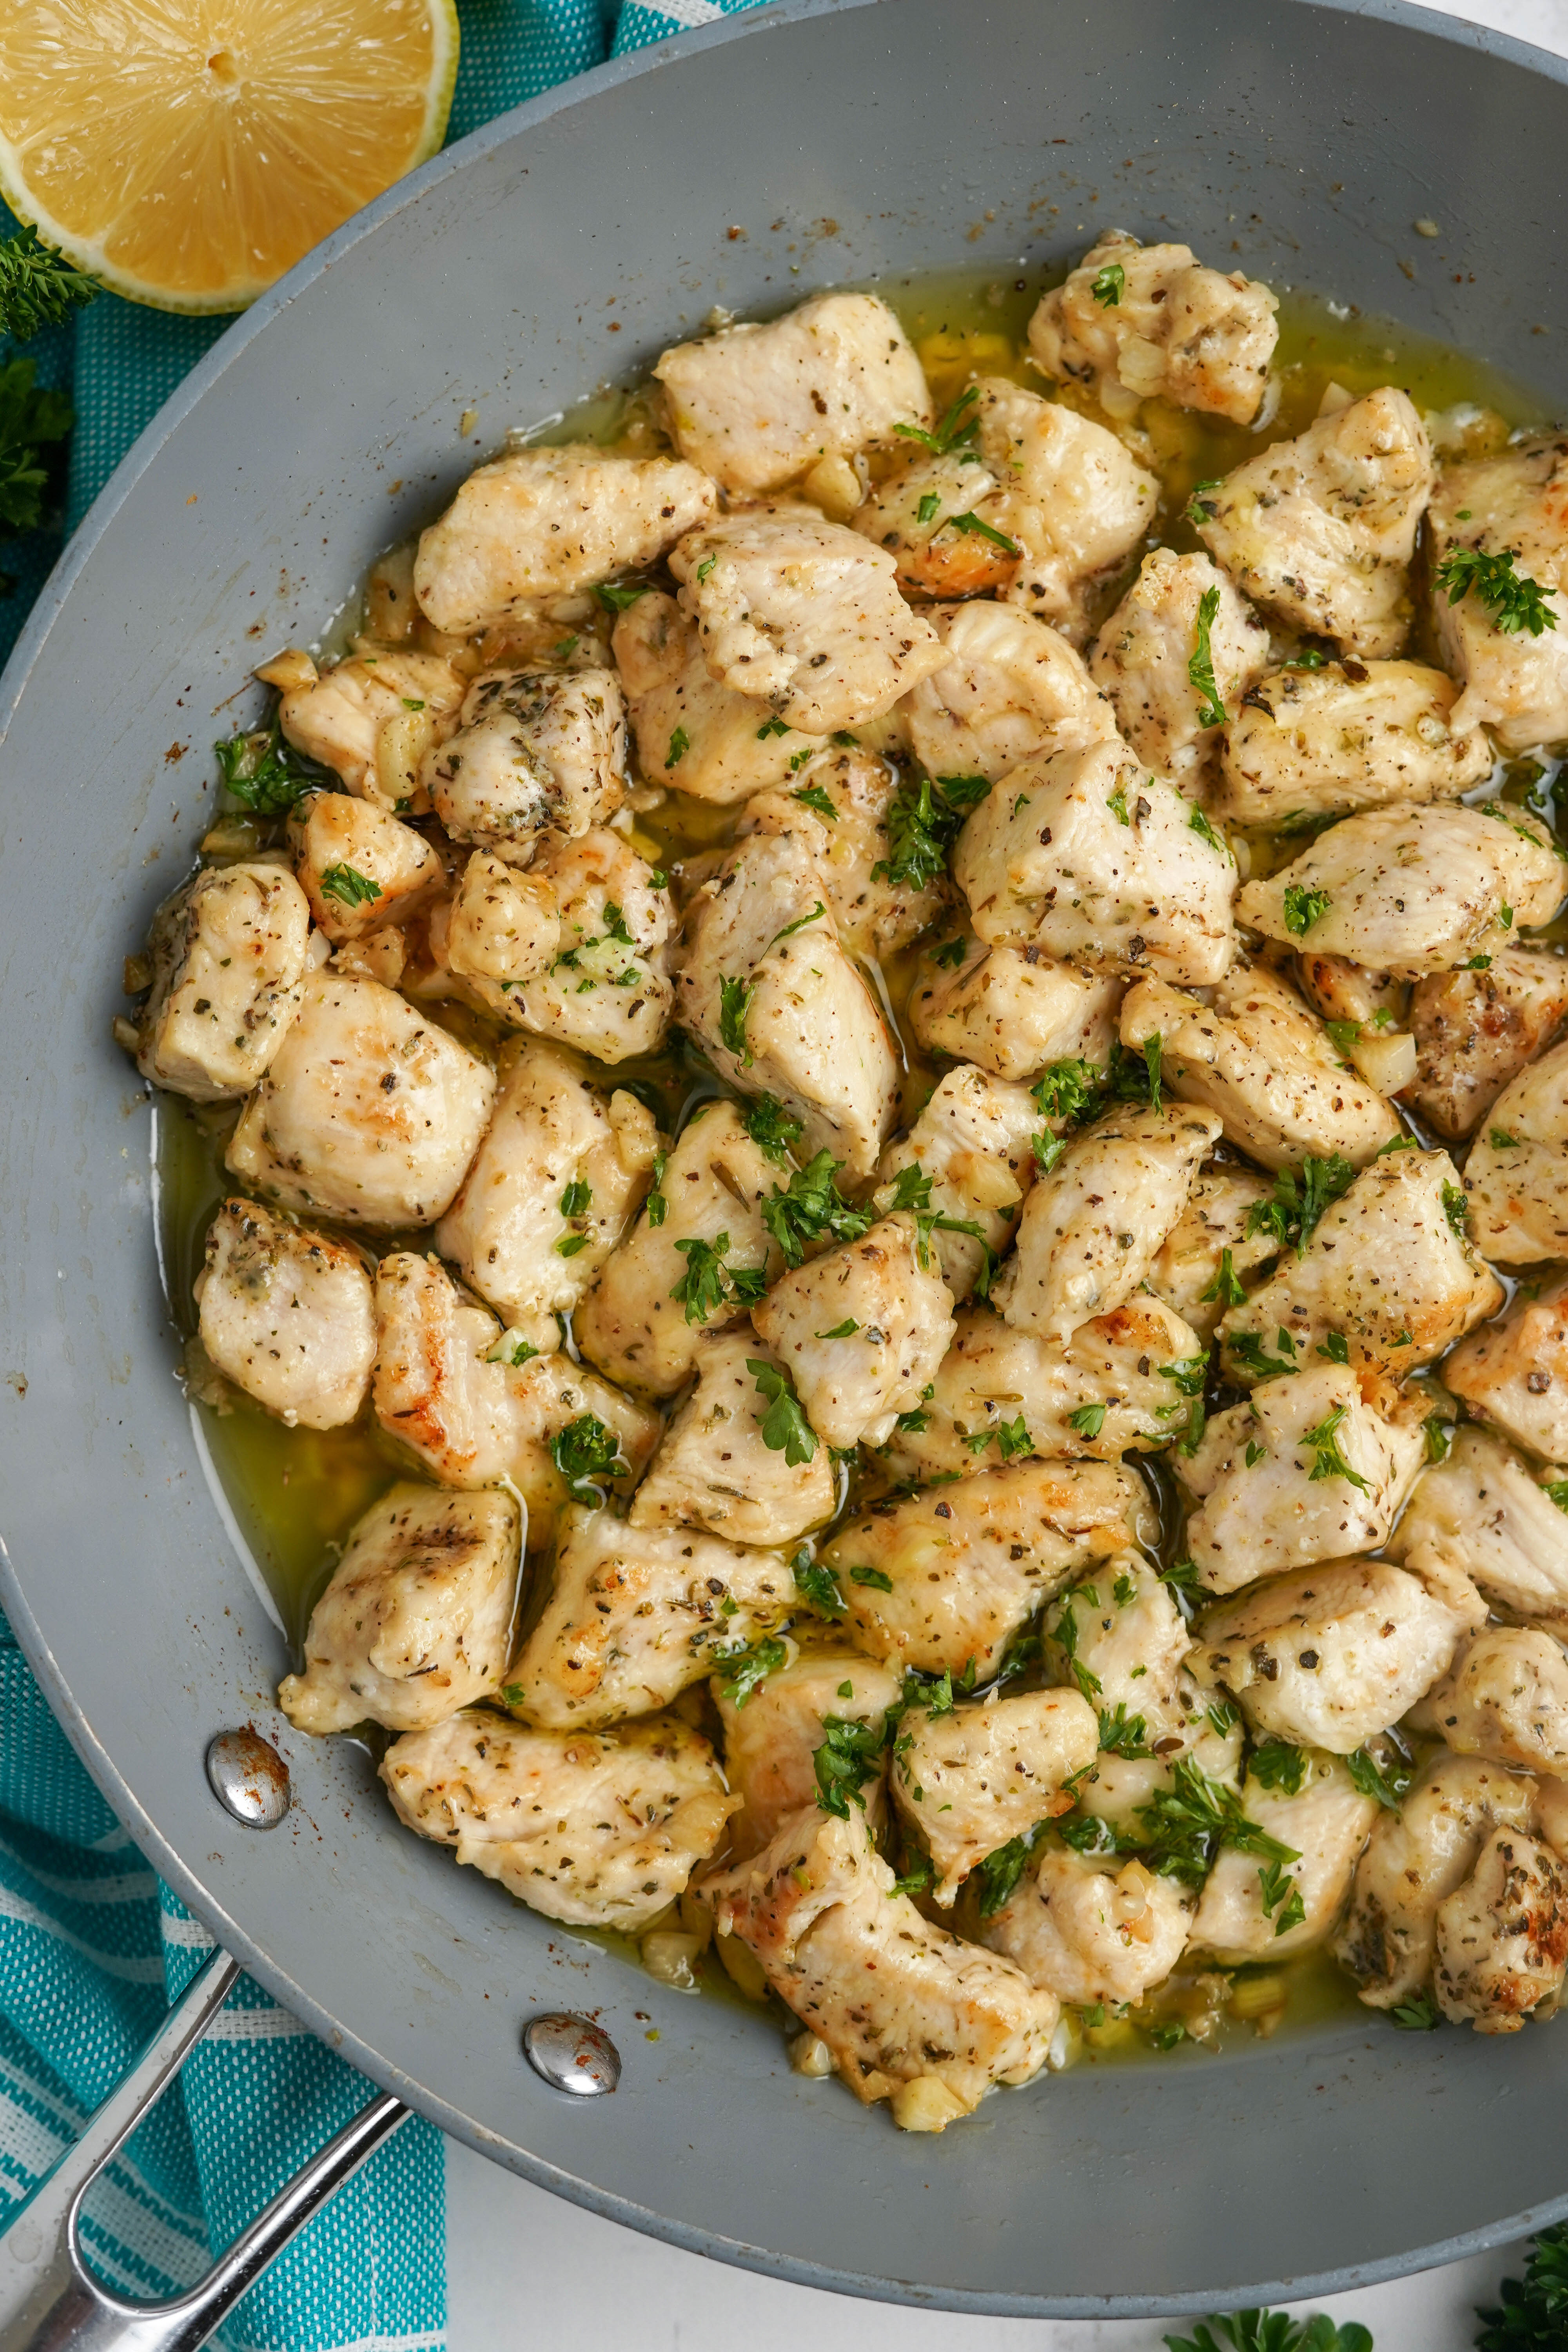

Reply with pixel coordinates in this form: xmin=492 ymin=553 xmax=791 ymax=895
xmin=0 ymin=0 xmax=459 ymax=314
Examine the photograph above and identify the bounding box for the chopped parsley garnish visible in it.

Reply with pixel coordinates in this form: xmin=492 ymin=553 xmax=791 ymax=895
xmin=1245 ymin=1439 xmax=1267 ymax=1467
xmin=717 ymin=1637 xmax=788 ymax=1708
xmin=872 ymin=770 xmax=991 ymax=891
xmin=1246 ymin=1152 xmax=1356 ymax=1258
xmin=793 ymin=782 xmax=838 ymax=820
xmin=1347 ymin=1741 xmax=1414 ymax=1811
xmin=1098 ymin=1703 xmax=1152 ymax=1759
xmin=1317 ymin=1331 xmax=1350 ymax=1365
xmin=1108 ymin=784 xmax=1131 ymax=826
xmin=1390 ymin=1993 xmax=1441 ymax=2031
xmin=765 ymin=900 xmax=827 ymax=951
xmin=1183 ymin=476 xmax=1221 ymax=528
xmin=1031 ymin=1057 xmax=1104 ymax=1124
xmin=1134 ymin=1757 xmax=1300 ymax=1889
xmin=757 ymin=717 xmax=791 ymax=739
xmin=813 ymin=1715 xmax=884 ymax=1817
xmin=1227 ymin=1328 xmax=1301 ymax=1380
xmin=602 ymin=902 xmax=635 ymax=947
xmin=318 ymin=862 xmax=383 ymax=909
xmin=1425 ymin=1415 xmax=1453 ymax=1465
xmin=671 ymin=1233 xmax=768 ymax=1326
xmin=1325 ymin=1018 xmax=1362 ymax=1057
xmin=1545 ymin=1478 xmax=1568 ymax=1515
xmin=849 ymin=1564 xmax=894 ymax=1592
xmin=1303 ymin=1404 xmax=1371 ymax=1492
xmin=1442 ymin=1180 xmax=1470 ymax=1237
xmin=890 ymin=1855 xmax=937 ymax=1899
xmin=718 ymin=974 xmax=757 ymax=1064
xmin=643 ymin=1150 xmax=668 ymax=1230
xmin=916 ymin=489 xmax=942 ymax=525
xmin=743 ymin=1095 xmax=804 ymax=1163
xmin=816 ymin=1318 xmax=860 ymax=1341
xmin=793 ymin=1552 xmax=845 ymax=1615
xmin=1090 ymin=260 xmax=1125 ymax=307
xmin=1249 ymin=1740 xmax=1308 ymax=1796
xmin=761 ymin=1149 xmax=873 ymax=1267
xmin=1281 ymin=881 xmax=1332 ymax=936
xmin=559 ymin=1179 xmax=592 ymax=1218
xmin=1143 ymin=1031 xmax=1163 ymax=1114
xmin=664 ymin=724 xmax=690 ymax=768
xmin=214 ymin=719 xmax=328 ymax=815
xmin=893 ymin=381 xmax=981 ymax=456
xmin=1489 ymin=1128 xmax=1519 ymax=1149
xmin=944 ymin=509 xmax=1022 ymax=555
xmin=1187 ymin=584 xmax=1227 ymax=728
xmin=966 ymin=1412 xmax=1034 ymax=1462
xmin=1189 ymin=803 xmax=1231 ymax=859
xmin=1435 ymin=543 xmax=1557 ymax=637
xmin=1200 ymin=1248 xmax=1247 ymax=1309
xmin=1257 ymin=1859 xmax=1306 ymax=1938
xmin=593 ymin=580 xmax=646 ymax=613
xmin=932 ymin=935 xmax=969 ymax=969
xmin=1050 ymin=1584 xmax=1103 ymax=1701
xmin=484 ymin=1332 xmax=540 ymax=1368
xmin=748 ymin=1358 xmax=818 ymax=1465
xmin=550 ymin=1412 xmax=627 ymax=1502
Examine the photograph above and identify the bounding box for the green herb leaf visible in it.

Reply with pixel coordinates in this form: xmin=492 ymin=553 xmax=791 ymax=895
xmin=1134 ymin=1756 xmax=1301 ymax=1889
xmin=1475 ymin=2220 xmax=1568 ymax=2349
xmin=916 ymin=490 xmax=942 ymax=524
xmin=813 ymin=1715 xmax=885 ymax=1817
xmin=1200 ymin=1247 xmax=1247 ymax=1308
xmin=0 ymin=229 xmax=96 ymax=342
xmin=1390 ymin=1993 xmax=1441 ymax=2031
xmin=1189 ymin=803 xmax=1231 ymax=859
xmin=1245 ymin=1153 xmax=1356 ymax=1258
xmin=1183 ymin=475 xmax=1221 ymax=528
xmin=593 ymin=581 xmax=648 ymax=613
xmin=1489 ymin=1128 xmax=1519 ymax=1148
xmin=1346 ymin=1740 xmax=1414 ymax=1811
xmin=319 ymin=862 xmax=383 ymax=909
xmin=1282 ymin=882 xmax=1333 ymax=936
xmin=761 ymin=1149 xmax=873 ymax=1268
xmin=815 ymin=1318 xmax=860 ymax=1340
xmin=872 ymin=770 xmax=991 ymax=891
xmin=1098 ymin=1702 xmax=1152 ymax=1759
xmin=966 ymin=1411 xmax=1034 ymax=1461
xmin=944 ymin=508 xmax=1022 ymax=555
xmin=1249 ymin=1740 xmax=1308 ymax=1796
xmin=976 ymin=1822 xmax=1049 ymax=1916
xmin=793 ymin=1552 xmax=845 ymax=1615
xmin=1188 ymin=584 xmax=1227 ymax=728
xmin=893 ymin=382 xmax=982 ymax=457
xmin=212 ymin=719 xmax=327 ymax=815
xmin=1424 ymin=1415 xmax=1452 ymax=1465
xmin=671 ymin=1232 xmax=767 ymax=1326
xmin=766 ymin=900 xmax=827 ymax=951
xmin=559 ymin=1179 xmax=592 ymax=1218
xmin=793 ymin=782 xmax=838 ymax=820
xmin=932 ymin=935 xmax=969 ymax=970
xmin=718 ymin=974 xmax=757 ymax=1064
xmin=1143 ymin=1031 xmax=1163 ymax=1113
xmin=665 ymin=725 xmax=690 ymax=769
xmin=717 ymin=1636 xmax=788 ymax=1708
xmin=849 ymin=1564 xmax=894 ymax=1592
xmin=1317 ymin=1331 xmax=1350 ymax=1364
xmin=1031 ymin=1058 xmax=1104 ymax=1124
xmin=1226 ymin=1330 xmax=1301 ymax=1380
xmin=550 ymin=1412 xmax=627 ymax=1502
xmin=1257 ymin=1859 xmax=1307 ymax=1937
xmin=747 ymin=1357 xmax=818 ymax=1465
xmin=1436 ymin=543 xmax=1557 ymax=637
xmin=1442 ymin=1180 xmax=1470 ymax=1237
xmin=1067 ymin=1400 xmax=1108 ymax=1440
xmin=1091 ymin=260 xmax=1125 ymax=307
xmin=1303 ymin=1405 xmax=1372 ymax=1492
xmin=741 ymin=1094 xmax=804 ymax=1164
xmin=1325 ymin=1018 xmax=1362 ymax=1056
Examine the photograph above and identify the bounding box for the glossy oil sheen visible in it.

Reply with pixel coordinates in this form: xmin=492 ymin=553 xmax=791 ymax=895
xmin=5 ymin=0 xmax=1568 ymax=2316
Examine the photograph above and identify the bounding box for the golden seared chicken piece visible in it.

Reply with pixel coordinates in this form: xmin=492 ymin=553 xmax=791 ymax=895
xmin=1189 ymin=1755 xmax=1379 ymax=1963
xmin=985 ymin=1848 xmax=1193 ymax=2007
xmin=130 ymin=861 xmax=311 ymax=1103
xmin=907 ymin=935 xmax=1122 ymax=1085
xmin=820 ymin=1457 xmax=1154 ymax=1679
xmin=675 ymin=827 xmax=898 ymax=1183
xmin=1388 ymin=1424 xmax=1568 ymax=1626
xmin=381 ymin=1711 xmax=737 ymax=1932
xmin=575 ymin=1101 xmax=782 ymax=1401
xmin=882 ymin=1298 xmax=1207 ymax=1483
xmin=972 ymin=379 xmax=1159 ymax=642
xmin=899 ymin=600 xmax=1118 ymax=781
xmin=1236 ymin=805 xmax=1563 ymax=977
xmin=1445 ymin=1270 xmax=1568 ymax=1462
xmin=1178 ymin=1365 xmax=1427 ymax=1595
xmin=993 ymin=1102 xmax=1220 ymax=1346
xmin=1406 ymin=948 xmax=1568 ymax=1143
xmin=434 ymin=1044 xmax=655 ymax=1347
xmin=1429 ymin=434 xmax=1568 ymax=752
xmin=1188 ymin=1544 xmax=1486 ymax=1755
xmin=279 ymin=1483 xmax=519 ymax=1735
xmin=891 ymin=1690 xmax=1100 ymax=1905
xmin=654 ymin=292 xmax=932 ymax=495
xmin=873 ymin=1064 xmax=1042 ymax=1303
xmin=1334 ymin=1751 xmax=1541 ymax=2010
xmin=278 ymin=646 xmax=465 ymax=802
xmin=629 ymin=1328 xmax=836 ymax=1546
xmin=422 ymin=666 xmax=628 ymax=858
xmin=1433 ymin=1826 xmax=1568 ymax=2031
xmin=294 ymin=795 xmax=442 ymax=950
xmin=1414 ymin=1627 xmax=1568 ymax=1778
xmin=468 ymin=829 xmax=674 ymax=1063
xmin=705 ymin=1808 xmax=1056 ymax=2131
xmin=951 ymin=738 xmax=1237 ymax=984
xmin=668 ymin=508 xmax=943 ymax=734
xmin=1120 ymin=963 xmax=1401 ymax=1172
xmin=1146 ymin=1167 xmax=1280 ymax=1343
xmin=503 ymin=1506 xmax=792 ymax=1729
xmin=227 ymin=975 xmax=495 ymax=1228
xmin=1193 ymin=387 xmax=1433 ymax=657
xmin=1087 ymin=550 xmax=1269 ymax=786
xmin=413 ymin=445 xmax=716 ymax=633
xmin=850 ymin=446 xmax=1014 ymax=600
xmin=1028 ymin=230 xmax=1279 ymax=424
xmin=195 ymin=1200 xmax=374 ymax=1431
xmin=751 ymin=1212 xmax=956 ymax=1450
xmin=717 ymin=1648 xmax=902 ymax=1859
xmin=734 ymin=749 xmax=951 ymax=960
xmin=1213 ymin=658 xmax=1492 ymax=828
xmin=1218 ymin=1147 xmax=1503 ymax=1381
xmin=370 ymin=1252 xmax=659 ymax=1545
xmin=612 ymin=592 xmax=832 ymax=805
xmin=1044 ymin=1552 xmax=1194 ymax=1735
xmin=444 ymin=852 xmax=560 ymax=994
xmin=1461 ymin=1038 xmax=1568 ymax=1263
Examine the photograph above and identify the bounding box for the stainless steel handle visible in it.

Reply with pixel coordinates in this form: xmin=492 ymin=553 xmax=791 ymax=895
xmin=0 ymin=1949 xmax=410 ymax=2352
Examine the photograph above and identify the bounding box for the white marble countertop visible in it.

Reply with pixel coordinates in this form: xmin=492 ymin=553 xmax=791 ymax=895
xmin=446 ymin=1 xmax=1568 ymax=2337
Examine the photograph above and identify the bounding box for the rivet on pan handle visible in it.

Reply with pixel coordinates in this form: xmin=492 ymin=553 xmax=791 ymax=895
xmin=0 ymin=1948 xmax=408 ymax=2352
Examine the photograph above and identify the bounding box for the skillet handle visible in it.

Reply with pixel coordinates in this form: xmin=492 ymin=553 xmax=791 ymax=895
xmin=0 ymin=1948 xmax=411 ymax=2352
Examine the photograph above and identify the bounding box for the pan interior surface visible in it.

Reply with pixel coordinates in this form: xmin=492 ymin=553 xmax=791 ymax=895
xmin=3 ymin=0 xmax=1567 ymax=2313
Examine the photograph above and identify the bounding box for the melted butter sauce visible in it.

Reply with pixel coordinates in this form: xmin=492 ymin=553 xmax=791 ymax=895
xmin=156 ymin=266 xmax=1555 ymax=2064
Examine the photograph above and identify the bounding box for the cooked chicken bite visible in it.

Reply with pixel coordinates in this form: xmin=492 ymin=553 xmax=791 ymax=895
xmin=735 ymin=747 xmax=950 ymax=959
xmin=900 ymin=600 xmax=1117 ymax=781
xmin=1388 ymin=1424 xmax=1568 ymax=1626
xmin=278 ymin=1483 xmax=519 ymax=1734
xmin=132 ymin=860 xmax=312 ymax=1104
xmin=278 ymin=646 xmax=465 ymax=802
xmin=675 ymin=828 xmax=898 ymax=1182
xmin=1434 ymin=1826 xmax=1568 ymax=2031
xmin=1213 ymin=659 xmax=1492 ymax=828
xmin=1146 ymin=1167 xmax=1280 ymax=1343
xmin=413 ymin=446 xmax=716 ymax=633
xmin=227 ymin=975 xmax=495 ymax=1228
xmin=612 ymin=592 xmax=831 ymax=805
xmin=445 ymin=852 xmax=560 ymax=991
xmin=1218 ymin=1147 xmax=1503 ymax=1381
xmin=1334 ymin=1751 xmax=1539 ymax=2007
xmin=821 ymin=1457 xmax=1153 ymax=1678
xmin=1087 ymin=550 xmax=1269 ymax=785
xmin=891 ymin=1689 xmax=1100 ymax=1905
xmin=1461 ymin=1038 xmax=1568 ymax=1263
xmin=1446 ymin=1272 xmax=1568 ymax=1462
xmin=705 ymin=1807 xmax=1056 ymax=2128
xmin=883 ymin=1298 xmax=1207 ymax=1482
xmin=370 ymin=1252 xmax=659 ymax=1544
xmin=872 ymin=1064 xmax=1041 ymax=1303
xmin=751 ymin=1212 xmax=955 ymax=1450
xmin=1119 ymin=963 xmax=1401 ymax=1172
xmin=195 ymin=1200 xmax=374 ymax=1431
xmin=993 ymin=1102 xmax=1220 ymax=1345
xmin=1236 ymin=805 xmax=1563 ymax=977
xmin=1414 ymin=1626 xmax=1568 ymax=1778
xmin=973 ymin=379 xmax=1159 ymax=642
xmin=1429 ymin=435 xmax=1568 ymax=752
xmin=294 ymin=793 xmax=443 ymax=942
xmin=434 ymin=1044 xmax=655 ymax=1345
xmin=422 ymin=667 xmax=627 ymax=858
xmin=381 ymin=1710 xmax=736 ymax=1931
xmin=505 ymin=1508 xmax=792 ymax=1729
xmin=469 ymin=829 xmax=673 ymax=1062
xmin=1179 ymin=1365 xmax=1426 ymax=1595
xmin=1407 ymin=948 xmax=1568 ymax=1143
xmin=907 ymin=936 xmax=1122 ymax=1084
xmin=668 ymin=508 xmax=942 ymax=733
xmin=1188 ymin=1544 xmax=1486 ymax=1754
xmin=1189 ymin=1756 xmax=1379 ymax=1962
xmin=629 ymin=1328 xmax=835 ymax=1545
xmin=1193 ymin=388 xmax=1433 ymax=657
xmin=1029 ymin=231 xmax=1279 ymax=424
xmin=850 ymin=447 xmax=1014 ymax=600
xmin=575 ymin=1102 xmax=781 ymax=1400
xmin=985 ymin=1848 xmax=1192 ymax=2006
xmin=654 ymin=293 xmax=931 ymax=495
xmin=951 ymin=738 xmax=1237 ymax=984
xmin=717 ymin=1648 xmax=902 ymax=1858
xmin=1044 ymin=1552 xmax=1193 ymax=1733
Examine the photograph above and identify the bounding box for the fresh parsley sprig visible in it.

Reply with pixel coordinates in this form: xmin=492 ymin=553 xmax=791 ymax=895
xmin=1246 ymin=1154 xmax=1356 ymax=1259
xmin=1436 ymin=543 xmax=1557 ymax=638
xmin=0 ymin=229 xmax=96 ymax=341
xmin=748 ymin=1359 xmax=818 ymax=1465
xmin=550 ymin=1413 xmax=628 ymax=1503
xmin=671 ymin=1232 xmax=768 ymax=1326
xmin=1188 ymin=584 xmax=1227 ymax=728
xmin=872 ymin=769 xmax=991 ymax=890
xmin=761 ymin=1149 xmax=873 ymax=1269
